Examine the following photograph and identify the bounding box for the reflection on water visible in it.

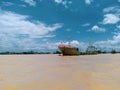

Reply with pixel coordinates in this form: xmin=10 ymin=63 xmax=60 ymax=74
xmin=0 ymin=54 xmax=120 ymax=90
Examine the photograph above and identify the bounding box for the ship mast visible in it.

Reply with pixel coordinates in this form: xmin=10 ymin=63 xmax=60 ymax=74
xmin=67 ymin=36 xmax=71 ymax=46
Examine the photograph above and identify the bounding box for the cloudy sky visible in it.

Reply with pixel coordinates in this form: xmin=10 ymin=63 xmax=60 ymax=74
xmin=0 ymin=0 xmax=120 ymax=52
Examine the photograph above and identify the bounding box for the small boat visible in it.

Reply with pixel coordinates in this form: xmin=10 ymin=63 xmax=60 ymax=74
xmin=58 ymin=44 xmax=80 ymax=56
xmin=86 ymin=45 xmax=98 ymax=54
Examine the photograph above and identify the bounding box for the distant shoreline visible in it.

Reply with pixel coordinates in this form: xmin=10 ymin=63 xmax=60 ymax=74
xmin=0 ymin=52 xmax=120 ymax=55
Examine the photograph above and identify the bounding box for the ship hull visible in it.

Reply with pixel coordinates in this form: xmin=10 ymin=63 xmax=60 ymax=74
xmin=58 ymin=45 xmax=80 ymax=56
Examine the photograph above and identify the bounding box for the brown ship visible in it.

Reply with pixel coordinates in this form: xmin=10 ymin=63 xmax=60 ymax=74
xmin=58 ymin=44 xmax=80 ymax=56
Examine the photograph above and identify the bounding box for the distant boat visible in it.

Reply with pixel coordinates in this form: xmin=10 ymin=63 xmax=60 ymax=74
xmin=86 ymin=45 xmax=98 ymax=54
xmin=58 ymin=44 xmax=80 ymax=56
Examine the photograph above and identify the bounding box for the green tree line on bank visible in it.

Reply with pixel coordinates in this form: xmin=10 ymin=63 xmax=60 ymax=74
xmin=0 ymin=49 xmax=119 ymax=55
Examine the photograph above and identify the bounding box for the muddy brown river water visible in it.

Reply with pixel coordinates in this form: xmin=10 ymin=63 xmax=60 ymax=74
xmin=0 ymin=54 xmax=120 ymax=90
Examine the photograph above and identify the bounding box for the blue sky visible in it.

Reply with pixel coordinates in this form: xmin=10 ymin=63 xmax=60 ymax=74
xmin=0 ymin=0 xmax=120 ymax=52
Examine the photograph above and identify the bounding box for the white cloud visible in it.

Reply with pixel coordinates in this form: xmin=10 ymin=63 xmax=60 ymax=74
xmin=1 ymin=1 xmax=27 ymax=8
xmin=0 ymin=9 xmax=62 ymax=52
xmin=1 ymin=2 xmax=14 ymax=6
xmin=0 ymin=11 xmax=62 ymax=37
xmin=82 ymin=23 xmax=90 ymax=27
xmin=85 ymin=0 xmax=93 ymax=5
xmin=102 ymin=14 xmax=120 ymax=24
xmin=71 ymin=40 xmax=80 ymax=46
xmin=90 ymin=25 xmax=106 ymax=32
xmin=103 ymin=6 xmax=120 ymax=14
xmin=102 ymin=6 xmax=120 ymax=24
xmin=54 ymin=0 xmax=63 ymax=3
xmin=21 ymin=0 xmax=36 ymax=6
xmin=94 ymin=32 xmax=120 ymax=51
xmin=54 ymin=0 xmax=72 ymax=8
xmin=116 ymin=25 xmax=120 ymax=29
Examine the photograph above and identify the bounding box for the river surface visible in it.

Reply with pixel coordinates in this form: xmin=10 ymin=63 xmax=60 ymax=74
xmin=0 ymin=54 xmax=120 ymax=90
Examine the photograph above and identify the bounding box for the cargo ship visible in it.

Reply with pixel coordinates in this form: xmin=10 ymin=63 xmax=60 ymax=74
xmin=58 ymin=44 xmax=80 ymax=56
